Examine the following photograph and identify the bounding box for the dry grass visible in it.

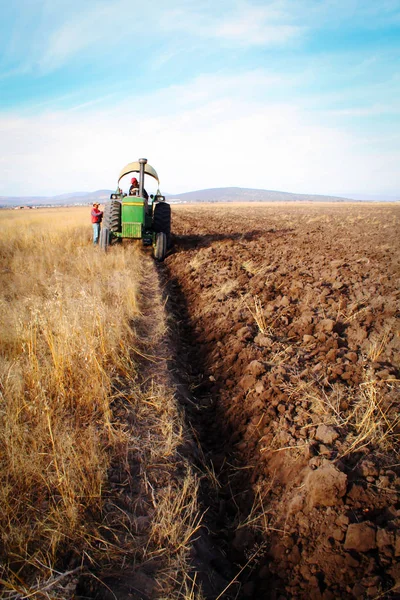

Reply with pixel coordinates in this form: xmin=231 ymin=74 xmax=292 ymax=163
xmin=344 ymin=373 xmax=400 ymax=457
xmin=0 ymin=207 xmax=202 ymax=598
xmin=241 ymin=260 xmax=270 ymax=277
xmin=368 ymin=329 xmax=391 ymax=362
xmin=283 ymin=371 xmax=400 ymax=458
xmin=235 ymin=480 xmax=272 ymax=532
xmin=1 ymin=209 xmax=123 ymax=570
xmin=149 ymin=469 xmax=203 ymax=596
xmin=284 ymin=378 xmax=349 ymax=428
xmin=244 ymin=295 xmax=269 ymax=335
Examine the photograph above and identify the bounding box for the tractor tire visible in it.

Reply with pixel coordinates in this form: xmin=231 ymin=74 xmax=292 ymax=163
xmin=154 ymin=232 xmax=167 ymax=262
xmin=103 ymin=200 xmax=121 ymax=232
xmin=99 ymin=227 xmax=110 ymax=251
xmin=153 ymin=202 xmax=171 ymax=235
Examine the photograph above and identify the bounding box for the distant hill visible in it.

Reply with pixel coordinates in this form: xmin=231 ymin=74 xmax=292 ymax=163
xmin=166 ymin=187 xmax=354 ymax=203
xmin=341 ymin=193 xmax=399 ymax=202
xmin=0 ymin=190 xmax=112 ymax=208
xmin=0 ymin=186 xmax=398 ymax=208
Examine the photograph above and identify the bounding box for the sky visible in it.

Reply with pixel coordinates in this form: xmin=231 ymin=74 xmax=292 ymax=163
xmin=0 ymin=0 xmax=399 ymax=198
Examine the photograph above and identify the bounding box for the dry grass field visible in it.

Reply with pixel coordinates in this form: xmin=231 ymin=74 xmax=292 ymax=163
xmin=0 ymin=208 xmax=201 ymax=599
xmin=1 ymin=202 xmax=399 ymax=600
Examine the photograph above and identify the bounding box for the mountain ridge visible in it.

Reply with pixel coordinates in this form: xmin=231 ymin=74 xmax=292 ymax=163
xmin=0 ymin=187 xmax=398 ymax=207
xmin=166 ymin=187 xmax=352 ymax=203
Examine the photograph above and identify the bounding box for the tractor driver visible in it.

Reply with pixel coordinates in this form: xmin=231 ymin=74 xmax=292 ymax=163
xmin=129 ymin=177 xmax=139 ymax=195
xmin=129 ymin=176 xmax=149 ymax=200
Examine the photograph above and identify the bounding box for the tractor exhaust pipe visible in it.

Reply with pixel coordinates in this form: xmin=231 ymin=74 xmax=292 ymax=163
xmin=138 ymin=158 xmax=147 ymax=198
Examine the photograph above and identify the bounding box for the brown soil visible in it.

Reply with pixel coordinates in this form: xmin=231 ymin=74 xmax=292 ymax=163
xmin=163 ymin=203 xmax=400 ymax=599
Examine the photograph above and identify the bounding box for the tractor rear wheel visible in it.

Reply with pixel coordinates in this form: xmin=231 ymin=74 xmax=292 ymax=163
xmin=153 ymin=202 xmax=171 ymax=234
xmin=103 ymin=200 xmax=121 ymax=233
xmin=153 ymin=201 xmax=171 ymax=249
xmin=102 ymin=200 xmax=121 ymax=247
xmin=99 ymin=227 xmax=110 ymax=251
xmin=154 ymin=232 xmax=167 ymax=262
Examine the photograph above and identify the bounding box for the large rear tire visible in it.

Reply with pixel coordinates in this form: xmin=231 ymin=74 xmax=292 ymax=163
xmin=153 ymin=202 xmax=171 ymax=235
xmin=154 ymin=232 xmax=167 ymax=262
xmin=153 ymin=201 xmax=172 ymax=250
xmin=102 ymin=200 xmax=121 ymax=247
xmin=99 ymin=227 xmax=110 ymax=251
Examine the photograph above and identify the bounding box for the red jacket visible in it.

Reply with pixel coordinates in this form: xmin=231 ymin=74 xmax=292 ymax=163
xmin=91 ymin=208 xmax=103 ymax=223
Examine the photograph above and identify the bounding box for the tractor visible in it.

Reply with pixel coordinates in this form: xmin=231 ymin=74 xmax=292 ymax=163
xmin=99 ymin=158 xmax=171 ymax=261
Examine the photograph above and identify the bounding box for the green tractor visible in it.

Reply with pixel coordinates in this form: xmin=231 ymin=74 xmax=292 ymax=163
xmin=99 ymin=158 xmax=171 ymax=261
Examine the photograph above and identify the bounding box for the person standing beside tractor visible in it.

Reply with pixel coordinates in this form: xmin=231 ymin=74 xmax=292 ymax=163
xmin=91 ymin=203 xmax=103 ymax=245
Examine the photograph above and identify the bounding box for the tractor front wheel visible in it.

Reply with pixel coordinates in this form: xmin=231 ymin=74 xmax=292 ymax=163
xmin=154 ymin=232 xmax=167 ymax=262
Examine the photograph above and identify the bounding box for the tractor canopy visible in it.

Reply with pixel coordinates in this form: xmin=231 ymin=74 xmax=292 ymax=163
xmin=118 ymin=161 xmax=159 ymax=184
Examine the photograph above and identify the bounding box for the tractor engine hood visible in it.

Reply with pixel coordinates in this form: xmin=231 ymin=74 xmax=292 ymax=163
xmin=118 ymin=161 xmax=159 ymax=184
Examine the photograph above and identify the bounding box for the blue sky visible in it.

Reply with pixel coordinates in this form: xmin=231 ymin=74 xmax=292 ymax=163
xmin=0 ymin=0 xmax=399 ymax=197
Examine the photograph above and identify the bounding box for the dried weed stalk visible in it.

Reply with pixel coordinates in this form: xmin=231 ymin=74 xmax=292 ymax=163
xmin=367 ymin=328 xmax=391 ymax=362
xmin=283 ymin=371 xmax=399 ymax=458
xmin=344 ymin=373 xmax=400 ymax=457
xmin=244 ymin=295 xmax=270 ymax=335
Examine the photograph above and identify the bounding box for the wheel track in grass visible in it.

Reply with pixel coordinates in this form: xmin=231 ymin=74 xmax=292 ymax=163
xmin=77 ymin=246 xmax=248 ymax=600
xmin=76 ymin=249 xmax=210 ymax=600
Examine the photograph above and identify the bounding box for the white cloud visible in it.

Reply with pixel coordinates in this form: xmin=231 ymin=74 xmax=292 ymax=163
xmin=325 ymin=103 xmax=400 ymax=117
xmin=159 ymin=1 xmax=304 ymax=47
xmin=37 ymin=2 xmax=127 ymax=73
xmin=3 ymin=0 xmax=156 ymax=75
xmin=4 ymin=0 xmax=400 ymax=80
xmin=1 ymin=70 xmax=399 ymax=197
xmin=214 ymin=3 xmax=303 ymax=46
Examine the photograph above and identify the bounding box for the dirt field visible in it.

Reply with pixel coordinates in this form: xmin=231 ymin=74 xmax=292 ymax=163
xmin=163 ymin=202 xmax=400 ymax=599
